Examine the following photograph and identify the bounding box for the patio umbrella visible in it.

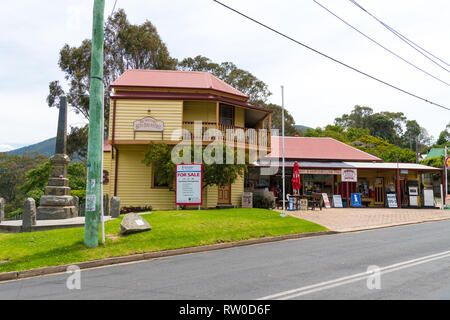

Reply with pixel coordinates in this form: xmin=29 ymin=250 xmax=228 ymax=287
xmin=292 ymin=161 xmax=301 ymax=194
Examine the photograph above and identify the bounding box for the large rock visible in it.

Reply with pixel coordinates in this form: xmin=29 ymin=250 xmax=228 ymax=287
xmin=110 ymin=196 xmax=120 ymax=218
xmin=0 ymin=197 xmax=4 ymax=223
xmin=120 ymin=213 xmax=151 ymax=235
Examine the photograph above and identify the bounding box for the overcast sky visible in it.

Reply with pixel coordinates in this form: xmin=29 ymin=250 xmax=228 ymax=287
xmin=1 ymin=0 xmax=449 ymax=151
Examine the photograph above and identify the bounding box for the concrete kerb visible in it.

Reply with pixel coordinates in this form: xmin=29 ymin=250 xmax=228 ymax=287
xmin=0 ymin=230 xmax=337 ymax=282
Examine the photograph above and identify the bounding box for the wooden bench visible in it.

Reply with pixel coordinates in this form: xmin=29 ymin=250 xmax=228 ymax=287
xmin=308 ymin=194 xmax=323 ymax=210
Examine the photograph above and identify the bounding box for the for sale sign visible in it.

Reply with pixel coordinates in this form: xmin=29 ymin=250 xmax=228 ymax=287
xmin=176 ymin=164 xmax=203 ymax=205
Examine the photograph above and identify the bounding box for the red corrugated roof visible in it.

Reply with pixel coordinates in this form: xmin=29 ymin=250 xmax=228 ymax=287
xmin=267 ymin=137 xmax=382 ymax=162
xmin=110 ymin=69 xmax=248 ymax=99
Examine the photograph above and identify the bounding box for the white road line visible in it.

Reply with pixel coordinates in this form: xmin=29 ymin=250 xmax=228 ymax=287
xmin=258 ymin=249 xmax=450 ymax=300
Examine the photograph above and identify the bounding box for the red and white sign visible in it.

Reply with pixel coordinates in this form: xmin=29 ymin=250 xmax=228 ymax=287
xmin=322 ymin=193 xmax=331 ymax=208
xmin=134 ymin=117 xmax=164 ymax=132
xmin=341 ymin=168 xmax=358 ymax=182
xmin=176 ymin=164 xmax=203 ymax=205
xmin=445 ymin=156 xmax=450 ymax=169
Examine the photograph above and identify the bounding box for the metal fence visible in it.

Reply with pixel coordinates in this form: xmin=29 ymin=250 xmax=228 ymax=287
xmin=5 ymin=214 xmax=23 ymax=221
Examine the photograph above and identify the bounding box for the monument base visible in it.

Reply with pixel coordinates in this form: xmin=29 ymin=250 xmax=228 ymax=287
xmin=37 ymin=195 xmax=78 ymax=220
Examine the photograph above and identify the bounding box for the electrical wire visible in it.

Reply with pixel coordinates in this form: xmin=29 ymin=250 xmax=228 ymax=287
xmin=348 ymin=0 xmax=450 ymax=72
xmin=212 ymin=0 xmax=450 ymax=111
xmin=313 ymin=0 xmax=450 ymax=87
xmin=111 ymin=0 xmax=118 ymax=17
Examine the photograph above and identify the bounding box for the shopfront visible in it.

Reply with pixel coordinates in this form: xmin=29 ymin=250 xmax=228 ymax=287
xmin=250 ymin=137 xmax=443 ymax=208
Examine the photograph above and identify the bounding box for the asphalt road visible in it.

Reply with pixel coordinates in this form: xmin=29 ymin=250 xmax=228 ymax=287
xmin=1 ymin=219 xmax=450 ymax=300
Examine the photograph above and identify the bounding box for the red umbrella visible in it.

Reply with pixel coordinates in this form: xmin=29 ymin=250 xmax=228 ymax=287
xmin=292 ymin=161 xmax=301 ymax=194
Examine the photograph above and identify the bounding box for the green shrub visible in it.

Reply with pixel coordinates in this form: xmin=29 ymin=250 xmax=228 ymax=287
xmin=26 ymin=189 xmax=44 ymax=207
xmin=71 ymin=189 xmax=86 ymax=202
xmin=253 ymin=190 xmax=275 ymax=209
xmin=7 ymin=208 xmax=24 ymax=218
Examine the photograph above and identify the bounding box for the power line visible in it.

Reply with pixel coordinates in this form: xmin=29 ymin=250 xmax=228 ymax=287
xmin=111 ymin=0 xmax=118 ymax=17
xmin=348 ymin=0 xmax=450 ymax=72
xmin=313 ymin=0 xmax=450 ymax=87
xmin=212 ymin=0 xmax=450 ymax=111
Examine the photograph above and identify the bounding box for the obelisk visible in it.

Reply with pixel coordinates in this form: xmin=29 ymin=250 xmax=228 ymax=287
xmin=37 ymin=96 xmax=78 ymax=219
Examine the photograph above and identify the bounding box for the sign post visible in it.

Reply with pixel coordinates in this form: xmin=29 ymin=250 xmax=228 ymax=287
xmin=176 ymin=164 xmax=203 ymax=206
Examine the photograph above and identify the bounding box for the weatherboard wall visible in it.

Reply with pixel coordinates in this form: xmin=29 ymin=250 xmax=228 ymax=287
xmin=110 ymin=99 xmax=183 ymax=141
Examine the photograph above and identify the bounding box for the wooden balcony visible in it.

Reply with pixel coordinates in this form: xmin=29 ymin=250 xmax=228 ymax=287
xmin=182 ymin=121 xmax=271 ymax=150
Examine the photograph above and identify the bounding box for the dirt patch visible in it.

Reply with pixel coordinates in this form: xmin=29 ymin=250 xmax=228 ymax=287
xmin=106 ymin=234 xmax=120 ymax=241
xmin=0 ymin=260 xmax=9 ymax=264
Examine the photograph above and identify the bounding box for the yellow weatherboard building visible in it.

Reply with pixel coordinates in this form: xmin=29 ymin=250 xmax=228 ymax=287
xmin=103 ymin=69 xmax=272 ymax=210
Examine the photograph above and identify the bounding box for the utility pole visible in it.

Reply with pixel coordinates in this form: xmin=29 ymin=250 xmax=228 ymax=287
xmin=84 ymin=0 xmax=105 ymax=248
xmin=280 ymin=86 xmax=287 ymax=218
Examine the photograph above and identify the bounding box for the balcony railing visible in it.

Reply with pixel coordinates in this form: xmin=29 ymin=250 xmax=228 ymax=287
xmin=182 ymin=121 xmax=270 ymax=149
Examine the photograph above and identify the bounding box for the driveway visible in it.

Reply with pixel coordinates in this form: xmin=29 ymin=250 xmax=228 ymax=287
xmin=276 ymin=208 xmax=450 ymax=232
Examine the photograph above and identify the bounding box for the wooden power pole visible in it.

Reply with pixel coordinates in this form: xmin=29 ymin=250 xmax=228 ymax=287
xmin=84 ymin=0 xmax=105 ymax=248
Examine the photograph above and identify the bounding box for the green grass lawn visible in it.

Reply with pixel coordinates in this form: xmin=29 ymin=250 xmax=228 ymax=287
xmin=0 ymin=208 xmax=326 ymax=273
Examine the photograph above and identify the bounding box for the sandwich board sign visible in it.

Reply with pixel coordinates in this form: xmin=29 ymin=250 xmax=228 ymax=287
xmin=176 ymin=164 xmax=202 ymax=205
xmin=386 ymin=194 xmax=398 ymax=208
xmin=322 ymin=193 xmax=331 ymax=208
xmin=351 ymin=193 xmax=362 ymax=207
xmin=423 ymin=189 xmax=434 ymax=207
xmin=333 ymin=195 xmax=343 ymax=208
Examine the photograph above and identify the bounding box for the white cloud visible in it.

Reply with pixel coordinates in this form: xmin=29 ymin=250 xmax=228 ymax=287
xmin=0 ymin=144 xmax=15 ymax=152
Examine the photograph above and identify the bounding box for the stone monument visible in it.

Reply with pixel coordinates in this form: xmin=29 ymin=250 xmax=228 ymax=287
xmin=37 ymin=96 xmax=78 ymax=219
xmin=23 ymin=198 xmax=37 ymax=232
xmin=0 ymin=197 xmax=5 ymax=223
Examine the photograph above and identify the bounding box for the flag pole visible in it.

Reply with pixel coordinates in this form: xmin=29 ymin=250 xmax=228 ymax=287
xmin=280 ymin=86 xmax=287 ymax=218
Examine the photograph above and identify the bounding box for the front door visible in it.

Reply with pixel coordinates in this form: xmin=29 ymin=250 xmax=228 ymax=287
xmin=218 ymin=184 xmax=231 ymax=204
xmin=374 ymin=177 xmax=384 ymax=205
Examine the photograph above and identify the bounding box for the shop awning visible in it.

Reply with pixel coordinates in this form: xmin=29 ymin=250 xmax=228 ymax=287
xmin=254 ymin=160 xmax=442 ymax=172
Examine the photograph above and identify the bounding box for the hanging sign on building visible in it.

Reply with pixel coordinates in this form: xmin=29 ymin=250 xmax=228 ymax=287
xmin=341 ymin=169 xmax=358 ymax=182
xmin=134 ymin=117 xmax=164 ymax=139
xmin=134 ymin=117 xmax=164 ymax=132
xmin=445 ymin=156 xmax=450 ymax=169
xmin=176 ymin=164 xmax=203 ymax=205
xmin=299 ymin=169 xmax=341 ymax=175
